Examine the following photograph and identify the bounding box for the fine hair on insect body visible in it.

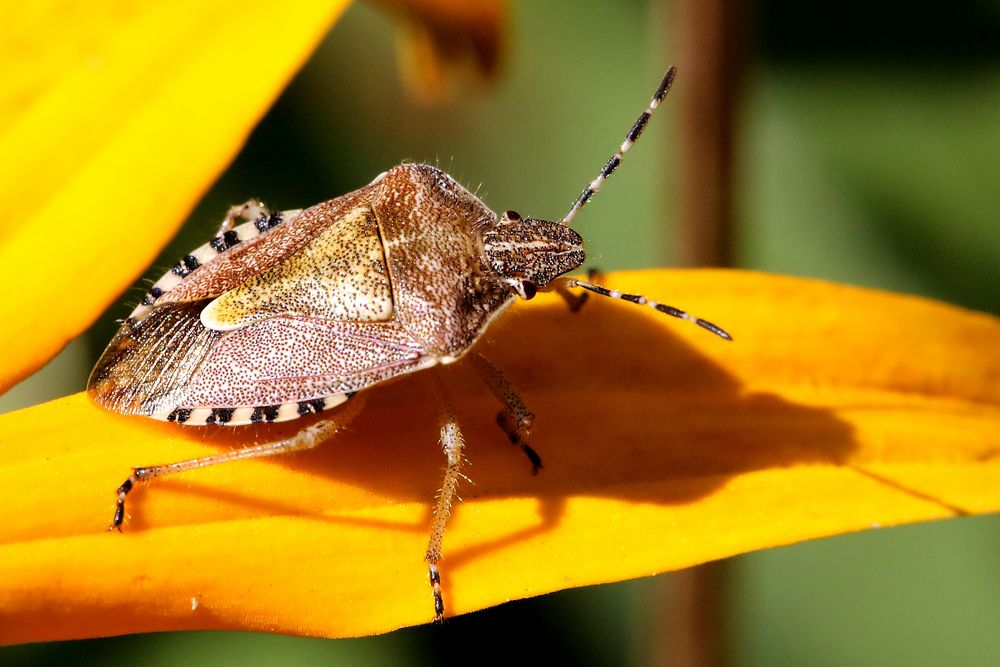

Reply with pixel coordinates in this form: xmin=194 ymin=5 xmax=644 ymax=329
xmin=89 ymin=65 xmax=730 ymax=623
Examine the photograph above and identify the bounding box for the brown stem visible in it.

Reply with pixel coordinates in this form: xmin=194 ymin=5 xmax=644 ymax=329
xmin=652 ymin=0 xmax=746 ymax=665
xmin=675 ymin=0 xmax=744 ymax=267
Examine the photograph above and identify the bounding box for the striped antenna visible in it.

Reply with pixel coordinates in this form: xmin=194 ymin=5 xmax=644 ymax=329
xmin=565 ymin=277 xmax=733 ymax=341
xmin=561 ymin=66 xmax=677 ymax=226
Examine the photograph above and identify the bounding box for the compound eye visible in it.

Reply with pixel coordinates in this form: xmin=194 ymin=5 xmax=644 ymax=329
xmin=519 ymin=280 xmax=537 ymax=300
xmin=502 ymin=210 xmax=522 ymax=222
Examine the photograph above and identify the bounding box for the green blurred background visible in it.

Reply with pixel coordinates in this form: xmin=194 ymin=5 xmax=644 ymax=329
xmin=3 ymin=0 xmax=1000 ymax=664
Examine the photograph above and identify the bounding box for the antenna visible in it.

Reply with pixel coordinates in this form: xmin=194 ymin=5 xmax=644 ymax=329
xmin=561 ymin=66 xmax=677 ymax=226
xmin=565 ymin=276 xmax=732 ymax=340
xmin=551 ymin=66 xmax=730 ymax=341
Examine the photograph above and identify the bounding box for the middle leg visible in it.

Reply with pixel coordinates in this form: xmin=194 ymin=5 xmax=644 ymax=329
xmin=425 ymin=370 xmax=467 ymax=622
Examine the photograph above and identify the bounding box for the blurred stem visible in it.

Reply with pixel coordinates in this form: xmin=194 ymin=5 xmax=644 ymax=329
xmin=654 ymin=0 xmax=744 ymax=665
xmin=654 ymin=561 xmax=731 ymax=667
xmin=675 ymin=0 xmax=742 ymax=267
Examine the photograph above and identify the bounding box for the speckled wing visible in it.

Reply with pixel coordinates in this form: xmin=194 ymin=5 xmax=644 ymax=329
xmin=178 ymin=315 xmax=433 ymax=411
xmin=89 ymin=303 xmax=434 ymax=426
xmin=156 ymin=184 xmax=378 ymax=307
xmin=200 ymin=202 xmax=393 ymax=330
xmin=89 ymin=176 xmax=419 ymax=426
xmin=89 ymin=301 xmax=222 ymax=418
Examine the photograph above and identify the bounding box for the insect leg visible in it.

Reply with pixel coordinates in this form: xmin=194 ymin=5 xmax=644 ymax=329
xmin=553 ymin=268 xmax=604 ymax=313
xmin=109 ymin=396 xmax=365 ymax=531
xmin=426 ymin=371 xmax=467 ymax=622
xmin=218 ymin=199 xmax=271 ymax=235
xmin=470 ymin=353 xmax=542 ymax=473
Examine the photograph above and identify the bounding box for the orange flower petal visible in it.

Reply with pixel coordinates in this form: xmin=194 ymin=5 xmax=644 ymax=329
xmin=0 ymin=1 xmax=351 ymax=394
xmin=374 ymin=0 xmax=507 ymax=103
xmin=0 ymin=269 xmax=998 ymax=643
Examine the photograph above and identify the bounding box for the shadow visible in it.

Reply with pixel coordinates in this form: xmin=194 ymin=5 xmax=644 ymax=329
xmin=115 ymin=295 xmax=869 ymax=559
xmin=121 ymin=479 xmax=429 ymax=535
xmin=97 ymin=290 xmax=980 ymax=599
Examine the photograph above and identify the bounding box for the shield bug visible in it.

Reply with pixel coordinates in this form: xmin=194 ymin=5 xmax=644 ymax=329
xmin=89 ymin=65 xmax=731 ymax=623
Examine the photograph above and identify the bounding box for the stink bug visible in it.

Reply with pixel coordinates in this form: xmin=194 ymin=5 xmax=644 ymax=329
xmin=89 ymin=66 xmax=731 ymax=622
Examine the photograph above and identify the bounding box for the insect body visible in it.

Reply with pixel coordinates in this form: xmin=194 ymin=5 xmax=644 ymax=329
xmin=89 ymin=66 xmax=730 ymax=623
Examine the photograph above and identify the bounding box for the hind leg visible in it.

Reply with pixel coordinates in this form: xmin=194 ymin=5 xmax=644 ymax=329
xmin=217 ymin=200 xmax=270 ymax=235
xmin=110 ymin=397 xmax=365 ymax=530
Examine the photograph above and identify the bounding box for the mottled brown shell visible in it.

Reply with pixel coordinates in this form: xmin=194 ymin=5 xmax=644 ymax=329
xmin=89 ymin=164 xmax=516 ymax=426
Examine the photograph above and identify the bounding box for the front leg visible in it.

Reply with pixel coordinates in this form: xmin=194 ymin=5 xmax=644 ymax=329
xmin=554 ymin=268 xmax=603 ymax=312
xmin=471 ymin=353 xmax=542 ymax=473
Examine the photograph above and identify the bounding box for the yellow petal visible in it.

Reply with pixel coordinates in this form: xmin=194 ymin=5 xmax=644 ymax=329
xmin=0 ymin=1 xmax=351 ymax=394
xmin=0 ymin=269 xmax=997 ymax=643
